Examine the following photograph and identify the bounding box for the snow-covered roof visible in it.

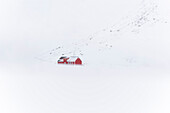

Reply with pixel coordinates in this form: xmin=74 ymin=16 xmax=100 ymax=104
xmin=59 ymin=56 xmax=67 ymax=59
xmin=58 ymin=56 xmax=69 ymax=62
xmin=67 ymin=56 xmax=79 ymax=62
xmin=58 ymin=59 xmax=64 ymax=62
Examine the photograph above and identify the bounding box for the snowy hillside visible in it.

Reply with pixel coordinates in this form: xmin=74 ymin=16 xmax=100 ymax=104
xmin=37 ymin=0 xmax=170 ymax=67
xmin=1 ymin=0 xmax=170 ymax=113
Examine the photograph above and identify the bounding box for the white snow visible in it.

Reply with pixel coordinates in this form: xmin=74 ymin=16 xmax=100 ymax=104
xmin=0 ymin=0 xmax=170 ymax=113
xmin=67 ymin=56 xmax=79 ymax=62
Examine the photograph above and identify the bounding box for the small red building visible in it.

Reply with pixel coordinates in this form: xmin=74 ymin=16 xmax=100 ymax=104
xmin=58 ymin=56 xmax=82 ymax=65
xmin=57 ymin=56 xmax=69 ymax=64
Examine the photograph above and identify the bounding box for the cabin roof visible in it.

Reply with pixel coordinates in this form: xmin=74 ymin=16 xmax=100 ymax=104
xmin=67 ymin=56 xmax=79 ymax=62
xmin=59 ymin=56 xmax=67 ymax=59
xmin=58 ymin=59 xmax=64 ymax=62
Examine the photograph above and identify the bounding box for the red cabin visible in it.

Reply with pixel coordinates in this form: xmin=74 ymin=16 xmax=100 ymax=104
xmin=57 ymin=56 xmax=82 ymax=65
xmin=57 ymin=56 xmax=69 ymax=64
